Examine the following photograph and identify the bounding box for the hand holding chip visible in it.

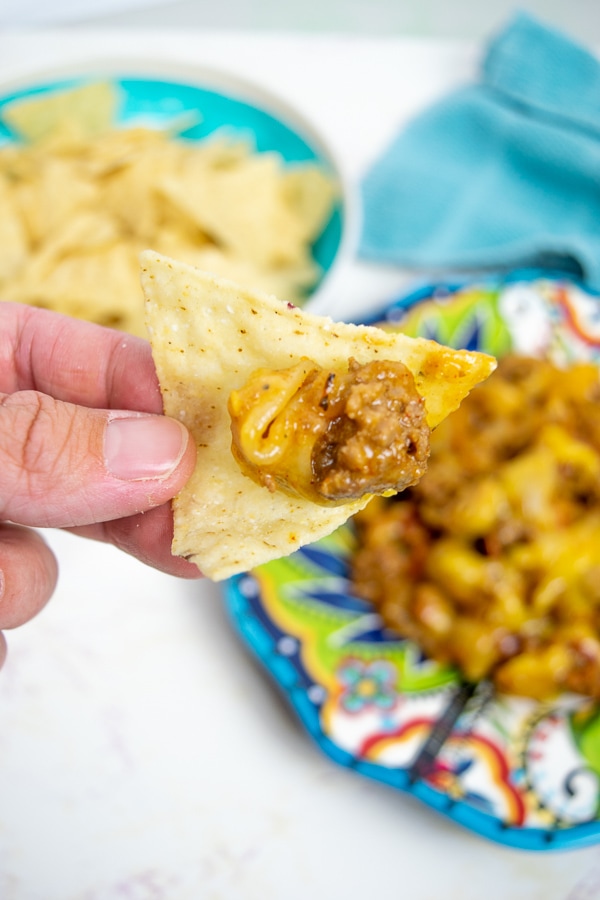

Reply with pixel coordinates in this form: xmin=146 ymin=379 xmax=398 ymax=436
xmin=0 ymin=302 xmax=200 ymax=669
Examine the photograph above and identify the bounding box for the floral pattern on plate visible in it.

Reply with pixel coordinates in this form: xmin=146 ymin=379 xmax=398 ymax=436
xmin=224 ymin=269 xmax=600 ymax=851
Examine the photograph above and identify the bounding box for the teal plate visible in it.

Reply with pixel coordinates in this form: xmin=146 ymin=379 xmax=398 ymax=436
xmin=0 ymin=68 xmax=346 ymax=293
xmin=224 ymin=269 xmax=600 ymax=851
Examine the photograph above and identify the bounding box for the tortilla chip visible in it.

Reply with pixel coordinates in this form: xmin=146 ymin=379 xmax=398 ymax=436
xmin=13 ymin=157 xmax=100 ymax=246
xmin=0 ymin=177 xmax=28 ymax=284
xmin=0 ymin=81 xmax=339 ymax=333
xmin=160 ymin=153 xmax=306 ymax=267
xmin=141 ymin=250 xmax=496 ymax=580
xmin=283 ymin=165 xmax=339 ymax=240
xmin=2 ymin=82 xmax=118 ymax=142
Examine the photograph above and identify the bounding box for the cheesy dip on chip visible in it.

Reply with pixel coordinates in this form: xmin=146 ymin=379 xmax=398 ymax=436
xmin=141 ymin=251 xmax=496 ymax=580
xmin=228 ymin=356 xmax=431 ymax=504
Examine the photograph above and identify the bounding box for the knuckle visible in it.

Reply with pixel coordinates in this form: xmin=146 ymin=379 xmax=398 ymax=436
xmin=0 ymin=391 xmax=78 ymax=514
xmin=2 ymin=391 xmax=44 ymax=469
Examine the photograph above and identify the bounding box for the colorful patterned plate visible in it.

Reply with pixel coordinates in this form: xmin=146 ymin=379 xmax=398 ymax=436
xmin=224 ymin=269 xmax=600 ymax=851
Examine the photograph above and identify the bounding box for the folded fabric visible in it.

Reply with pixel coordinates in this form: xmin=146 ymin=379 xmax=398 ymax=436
xmin=359 ymin=12 xmax=600 ymax=290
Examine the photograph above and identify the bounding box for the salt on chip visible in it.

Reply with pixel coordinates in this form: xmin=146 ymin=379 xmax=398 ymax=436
xmin=141 ymin=251 xmax=496 ymax=581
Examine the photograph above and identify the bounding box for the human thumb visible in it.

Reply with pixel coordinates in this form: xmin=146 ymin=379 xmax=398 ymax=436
xmin=0 ymin=390 xmax=196 ymax=528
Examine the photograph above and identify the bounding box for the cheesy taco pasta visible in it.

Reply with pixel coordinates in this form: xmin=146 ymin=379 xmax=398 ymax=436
xmin=352 ymin=355 xmax=600 ymax=700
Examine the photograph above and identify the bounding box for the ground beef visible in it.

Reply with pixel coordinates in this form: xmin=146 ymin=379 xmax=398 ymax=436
xmin=312 ymin=358 xmax=430 ymax=500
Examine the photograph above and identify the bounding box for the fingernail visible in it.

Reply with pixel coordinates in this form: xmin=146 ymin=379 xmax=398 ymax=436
xmin=105 ymin=415 xmax=189 ymax=481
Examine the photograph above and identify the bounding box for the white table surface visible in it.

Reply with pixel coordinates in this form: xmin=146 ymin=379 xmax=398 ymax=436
xmin=0 ymin=29 xmax=599 ymax=900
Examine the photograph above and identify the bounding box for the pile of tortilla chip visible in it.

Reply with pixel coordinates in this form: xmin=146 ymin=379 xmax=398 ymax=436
xmin=0 ymin=81 xmax=338 ymax=336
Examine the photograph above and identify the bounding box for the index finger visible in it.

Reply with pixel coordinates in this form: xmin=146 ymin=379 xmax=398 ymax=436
xmin=0 ymin=302 xmax=162 ymax=414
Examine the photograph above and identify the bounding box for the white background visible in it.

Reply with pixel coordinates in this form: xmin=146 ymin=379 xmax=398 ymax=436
xmin=0 ymin=12 xmax=600 ymax=900
xmin=0 ymin=0 xmax=598 ymax=46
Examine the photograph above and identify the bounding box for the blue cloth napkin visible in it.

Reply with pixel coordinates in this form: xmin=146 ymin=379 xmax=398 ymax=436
xmin=359 ymin=12 xmax=600 ymax=290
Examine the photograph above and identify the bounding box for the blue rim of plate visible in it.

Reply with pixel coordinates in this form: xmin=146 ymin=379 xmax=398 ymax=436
xmin=224 ymin=267 xmax=600 ymax=852
xmin=0 ymin=73 xmax=344 ymax=287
